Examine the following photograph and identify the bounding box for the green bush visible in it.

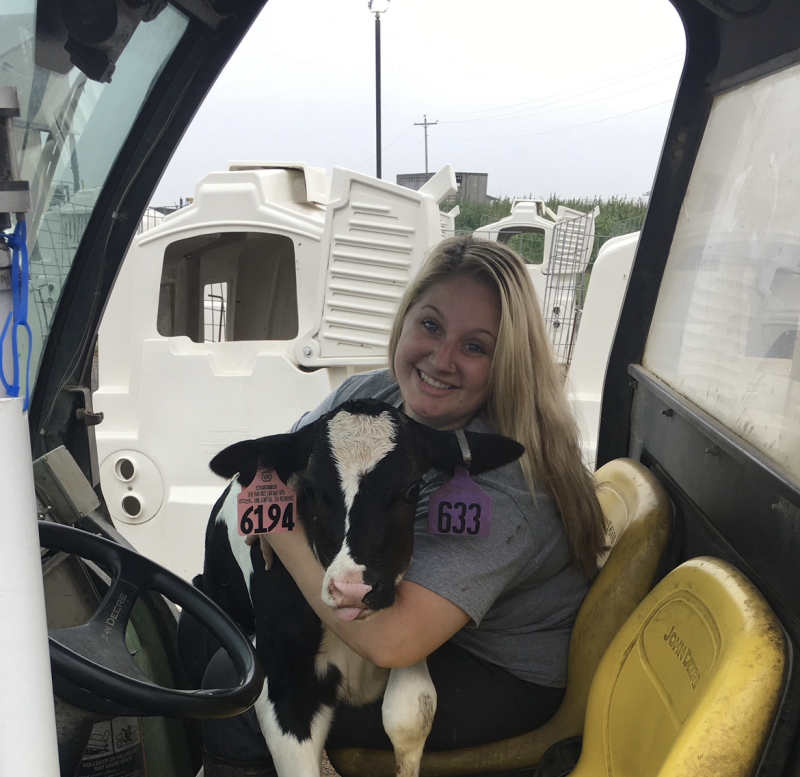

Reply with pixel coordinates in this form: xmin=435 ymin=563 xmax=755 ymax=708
xmin=448 ymin=198 xmax=513 ymax=232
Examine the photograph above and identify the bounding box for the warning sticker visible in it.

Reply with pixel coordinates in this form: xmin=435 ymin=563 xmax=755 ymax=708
xmin=78 ymin=717 xmax=147 ymax=776
xmin=237 ymin=466 xmax=297 ymax=536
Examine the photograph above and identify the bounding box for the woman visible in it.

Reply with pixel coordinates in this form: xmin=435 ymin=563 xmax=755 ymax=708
xmin=200 ymin=234 xmax=606 ymax=774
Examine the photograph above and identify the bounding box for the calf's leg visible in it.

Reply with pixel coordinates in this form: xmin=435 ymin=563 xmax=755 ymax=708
xmin=381 ymin=660 xmax=437 ymax=777
xmin=254 ymin=683 xmax=334 ymax=777
xmin=250 ymin=560 xmax=341 ymax=777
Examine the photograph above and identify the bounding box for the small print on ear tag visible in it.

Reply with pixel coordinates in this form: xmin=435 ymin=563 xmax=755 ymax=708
xmin=428 ymin=467 xmax=492 ymax=537
xmin=237 ymin=467 xmax=297 ymax=537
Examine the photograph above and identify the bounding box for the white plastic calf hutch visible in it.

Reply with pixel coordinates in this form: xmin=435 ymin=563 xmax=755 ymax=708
xmin=94 ymin=162 xmax=457 ymax=581
xmin=475 ymin=200 xmax=600 ymax=366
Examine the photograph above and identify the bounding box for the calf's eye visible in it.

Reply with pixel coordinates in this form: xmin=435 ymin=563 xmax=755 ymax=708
xmin=303 ymin=484 xmax=316 ymax=500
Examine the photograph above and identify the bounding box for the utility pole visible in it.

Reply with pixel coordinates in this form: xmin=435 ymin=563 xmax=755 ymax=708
xmin=374 ymin=12 xmax=382 ymax=178
xmin=369 ymin=1 xmax=390 ymax=179
xmin=414 ymin=114 xmax=438 ymax=174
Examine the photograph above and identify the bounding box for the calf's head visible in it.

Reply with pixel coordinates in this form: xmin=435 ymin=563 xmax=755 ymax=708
xmin=210 ymin=399 xmax=523 ymax=621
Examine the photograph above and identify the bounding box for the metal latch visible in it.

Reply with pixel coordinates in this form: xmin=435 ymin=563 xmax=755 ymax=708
xmin=76 ymin=408 xmax=104 ymax=427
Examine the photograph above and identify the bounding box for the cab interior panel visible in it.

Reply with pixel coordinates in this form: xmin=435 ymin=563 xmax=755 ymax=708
xmin=626 ymin=370 xmax=800 ymax=774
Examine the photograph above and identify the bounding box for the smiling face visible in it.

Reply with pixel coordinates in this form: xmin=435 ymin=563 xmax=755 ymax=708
xmin=393 ymin=275 xmax=501 ymax=431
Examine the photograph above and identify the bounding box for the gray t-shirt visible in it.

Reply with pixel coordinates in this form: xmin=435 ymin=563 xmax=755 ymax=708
xmin=293 ymin=370 xmax=590 ymax=686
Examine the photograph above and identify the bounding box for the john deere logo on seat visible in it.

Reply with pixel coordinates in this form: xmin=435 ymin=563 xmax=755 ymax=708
xmin=663 ymin=625 xmax=701 ymax=689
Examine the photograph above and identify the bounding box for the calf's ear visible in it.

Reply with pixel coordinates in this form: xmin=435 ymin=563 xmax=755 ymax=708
xmin=209 ymin=421 xmax=318 ymax=487
xmin=413 ymin=422 xmax=525 ymax=476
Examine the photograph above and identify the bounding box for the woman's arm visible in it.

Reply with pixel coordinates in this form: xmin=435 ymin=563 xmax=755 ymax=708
xmin=263 ymin=529 xmax=470 ymax=668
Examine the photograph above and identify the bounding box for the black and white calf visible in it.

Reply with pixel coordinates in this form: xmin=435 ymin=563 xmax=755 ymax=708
xmin=196 ymin=399 xmax=524 ymax=777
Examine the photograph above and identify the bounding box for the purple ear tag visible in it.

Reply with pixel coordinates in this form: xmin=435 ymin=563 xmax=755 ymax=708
xmin=428 ymin=467 xmax=492 ymax=537
xmin=427 ymin=430 xmax=492 ymax=537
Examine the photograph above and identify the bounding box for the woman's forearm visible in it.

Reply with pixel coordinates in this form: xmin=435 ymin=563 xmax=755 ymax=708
xmin=266 ymin=532 xmax=469 ymax=668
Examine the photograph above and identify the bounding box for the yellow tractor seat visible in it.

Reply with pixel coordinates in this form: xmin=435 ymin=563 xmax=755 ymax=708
xmin=327 ymin=458 xmax=674 ymax=777
xmin=570 ymin=556 xmax=787 ymax=777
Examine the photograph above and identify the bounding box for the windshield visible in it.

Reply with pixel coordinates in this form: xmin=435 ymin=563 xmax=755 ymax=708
xmin=3 ymin=1 xmax=188 ymax=388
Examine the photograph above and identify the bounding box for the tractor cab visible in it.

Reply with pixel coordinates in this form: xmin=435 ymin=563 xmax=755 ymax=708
xmin=4 ymin=0 xmax=800 ymax=775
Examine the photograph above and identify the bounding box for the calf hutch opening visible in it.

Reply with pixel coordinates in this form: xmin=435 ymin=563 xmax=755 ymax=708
xmin=156 ymin=232 xmax=299 ymax=343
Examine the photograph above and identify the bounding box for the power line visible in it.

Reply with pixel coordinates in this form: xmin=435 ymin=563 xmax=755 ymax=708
xmin=353 ymin=131 xmax=423 ymax=176
xmin=350 ymin=124 xmax=415 ymax=170
xmin=436 ymin=99 xmax=673 ymax=141
xmin=436 ymin=55 xmax=682 ymax=119
xmin=440 ymin=75 xmax=678 ymax=125
xmin=348 ymin=57 xmax=682 ymax=172
xmin=385 ymin=137 xmax=426 ymax=177
xmin=381 ymin=133 xmax=424 ymax=167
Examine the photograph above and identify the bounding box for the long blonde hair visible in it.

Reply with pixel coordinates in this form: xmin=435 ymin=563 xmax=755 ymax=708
xmin=388 ymin=235 xmax=605 ymax=577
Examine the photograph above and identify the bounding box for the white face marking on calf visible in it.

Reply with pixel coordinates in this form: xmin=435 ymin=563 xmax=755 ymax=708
xmin=322 ymin=542 xmax=367 ymax=609
xmin=327 ymin=410 xmax=397 ymax=512
xmin=321 ymin=410 xmax=398 ymax=607
xmin=217 ymin=486 xmax=255 ymax=595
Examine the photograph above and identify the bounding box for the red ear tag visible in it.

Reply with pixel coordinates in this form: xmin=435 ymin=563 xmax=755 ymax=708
xmin=237 ymin=467 xmax=297 ymax=536
xmin=428 ymin=467 xmax=492 ymax=537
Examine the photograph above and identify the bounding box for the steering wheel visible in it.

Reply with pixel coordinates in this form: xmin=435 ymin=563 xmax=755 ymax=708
xmin=40 ymin=521 xmax=263 ymax=720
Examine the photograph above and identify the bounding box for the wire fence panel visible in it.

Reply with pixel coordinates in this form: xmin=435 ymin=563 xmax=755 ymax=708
xmin=541 ymin=210 xmax=597 ymax=368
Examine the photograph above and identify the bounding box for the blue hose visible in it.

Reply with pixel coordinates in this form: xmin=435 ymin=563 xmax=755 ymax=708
xmin=1 ymin=219 xmax=33 ymax=411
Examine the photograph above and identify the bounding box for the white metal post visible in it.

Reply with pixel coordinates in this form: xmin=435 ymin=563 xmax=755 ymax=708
xmin=0 ymin=397 xmax=60 ymax=776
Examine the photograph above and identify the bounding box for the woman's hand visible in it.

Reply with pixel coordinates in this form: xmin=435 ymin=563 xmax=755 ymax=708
xmin=244 ymin=521 xmax=309 ymax=570
xmin=257 ymin=523 xmax=470 ymax=668
xmin=244 ymin=532 xmax=274 ymax=569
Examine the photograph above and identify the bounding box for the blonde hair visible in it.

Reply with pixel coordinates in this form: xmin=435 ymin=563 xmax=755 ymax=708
xmin=388 ymin=235 xmax=605 ymax=577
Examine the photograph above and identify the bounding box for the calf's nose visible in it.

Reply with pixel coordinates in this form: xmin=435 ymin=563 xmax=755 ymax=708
xmin=331 ymin=580 xmax=372 ymax=604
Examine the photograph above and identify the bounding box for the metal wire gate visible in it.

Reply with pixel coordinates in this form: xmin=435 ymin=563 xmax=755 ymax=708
xmin=541 ymin=207 xmax=598 ymax=368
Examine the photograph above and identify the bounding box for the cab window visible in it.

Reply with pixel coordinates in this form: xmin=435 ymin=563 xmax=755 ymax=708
xmin=644 ymin=62 xmax=800 ymax=479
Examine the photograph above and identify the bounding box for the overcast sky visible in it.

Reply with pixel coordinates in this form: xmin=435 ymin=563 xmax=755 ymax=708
xmin=152 ymin=0 xmax=686 ymax=207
